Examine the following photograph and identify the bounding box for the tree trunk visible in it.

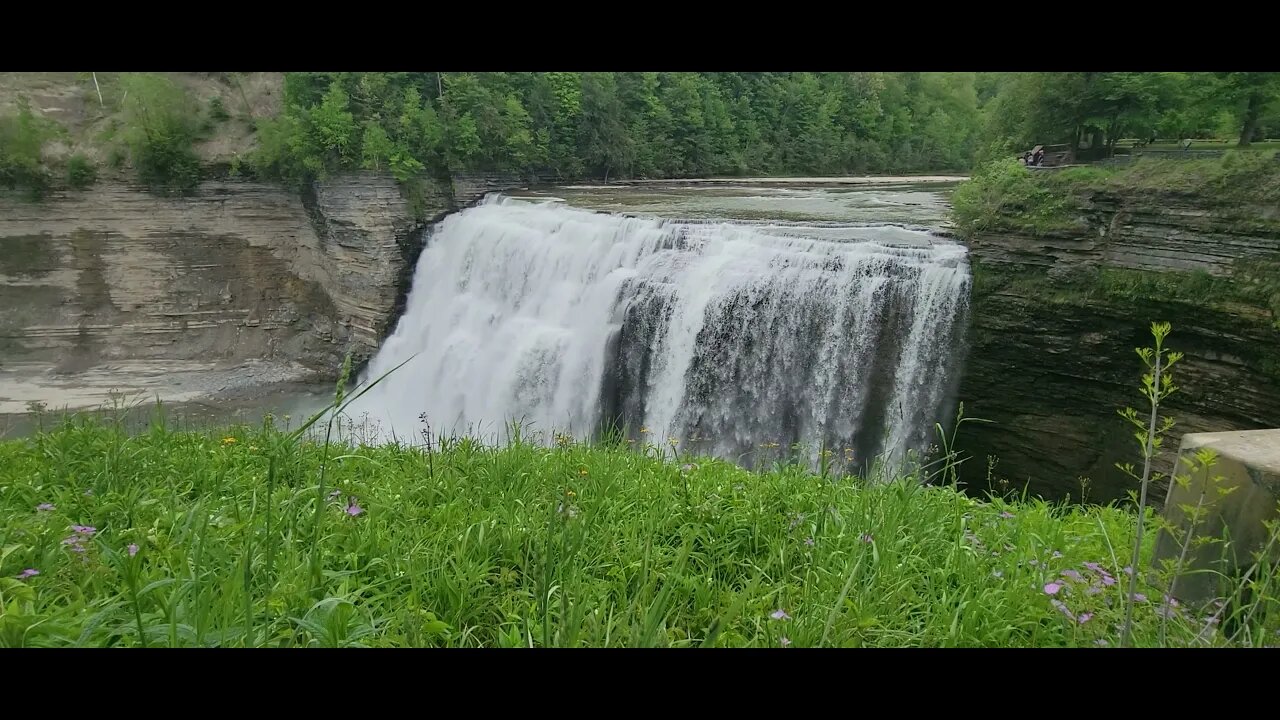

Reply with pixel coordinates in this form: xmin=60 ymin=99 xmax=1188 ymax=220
xmin=1239 ymin=92 xmax=1263 ymax=147
xmin=1105 ymin=114 xmax=1122 ymax=158
xmin=1084 ymin=127 xmax=1105 ymax=161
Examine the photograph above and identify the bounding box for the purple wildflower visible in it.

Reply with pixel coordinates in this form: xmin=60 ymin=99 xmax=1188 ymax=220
xmin=1077 ymin=612 xmax=1094 ymax=624
xmin=1094 ymin=638 xmax=1109 ymax=647
xmin=1051 ymin=551 xmax=1063 ymax=559
xmin=16 ymin=568 xmax=39 ymax=579
xmin=789 ymin=513 xmax=805 ymax=530
xmin=1061 ymin=569 xmax=1084 ymax=583
xmin=860 ymin=533 xmax=874 ymax=543
xmin=1132 ymin=593 xmax=1148 ymax=603
xmin=1122 ymin=566 xmax=1133 ymax=576
xmin=328 ymin=489 xmax=342 ymax=500
xmin=999 ymin=511 xmax=1015 ymax=519
xmin=1051 ymin=599 xmax=1076 ymax=622
xmin=1086 ymin=585 xmax=1103 ymax=596
xmin=1044 ymin=582 xmax=1063 ymax=595
xmin=1083 ymin=562 xmax=1105 ymax=574
xmin=770 ymin=609 xmax=791 ymax=621
xmin=71 ymin=525 xmax=96 ymax=536
xmin=804 ymin=537 xmax=815 ymax=547
xmin=345 ymin=500 xmax=364 ymax=517
xmin=1100 ymin=575 xmax=1116 ymax=586
xmin=779 ymin=636 xmax=791 ymax=647
xmin=36 ymin=503 xmax=55 ymax=512
xmin=127 ymin=543 xmax=139 ymax=557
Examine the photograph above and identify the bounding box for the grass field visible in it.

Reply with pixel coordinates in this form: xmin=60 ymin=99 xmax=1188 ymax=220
xmin=2 ymin=404 xmax=1264 ymax=648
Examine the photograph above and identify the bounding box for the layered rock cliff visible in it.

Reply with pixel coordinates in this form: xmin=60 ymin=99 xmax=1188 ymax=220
xmin=0 ymin=173 xmax=501 ymax=413
xmin=956 ymin=189 xmax=1280 ymax=504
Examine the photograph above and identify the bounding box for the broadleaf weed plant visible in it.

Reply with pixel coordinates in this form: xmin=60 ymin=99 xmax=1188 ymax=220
xmin=1117 ymin=321 xmax=1182 ymax=647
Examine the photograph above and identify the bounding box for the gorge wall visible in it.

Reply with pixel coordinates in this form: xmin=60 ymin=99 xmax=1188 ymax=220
xmin=957 ymin=189 xmax=1280 ymax=504
xmin=0 ymin=172 xmax=524 ymax=413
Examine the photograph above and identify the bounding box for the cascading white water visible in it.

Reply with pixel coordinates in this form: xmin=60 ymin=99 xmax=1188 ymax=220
xmin=348 ymin=194 xmax=971 ymax=471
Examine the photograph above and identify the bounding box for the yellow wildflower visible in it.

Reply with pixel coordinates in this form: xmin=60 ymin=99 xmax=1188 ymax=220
xmin=221 ymin=437 xmax=237 ymax=445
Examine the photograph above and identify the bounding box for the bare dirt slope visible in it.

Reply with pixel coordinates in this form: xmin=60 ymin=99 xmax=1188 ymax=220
xmin=0 ymin=72 xmax=282 ymax=168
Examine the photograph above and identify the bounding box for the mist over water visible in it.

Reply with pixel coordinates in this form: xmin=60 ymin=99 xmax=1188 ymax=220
xmin=349 ymin=188 xmax=970 ymax=471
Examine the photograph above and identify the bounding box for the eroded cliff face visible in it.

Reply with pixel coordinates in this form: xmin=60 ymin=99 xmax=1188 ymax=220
xmin=957 ymin=190 xmax=1280 ymax=504
xmin=0 ymin=174 xmax=480 ymax=413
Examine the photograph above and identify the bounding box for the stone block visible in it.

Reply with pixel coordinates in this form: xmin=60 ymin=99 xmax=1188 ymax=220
xmin=1153 ymin=429 xmax=1280 ymax=606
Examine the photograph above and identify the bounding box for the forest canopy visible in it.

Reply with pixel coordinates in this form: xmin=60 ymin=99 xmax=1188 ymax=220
xmin=251 ymin=72 xmax=1280 ymax=184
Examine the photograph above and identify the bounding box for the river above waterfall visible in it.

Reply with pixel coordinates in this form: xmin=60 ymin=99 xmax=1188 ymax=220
xmin=507 ymin=181 xmax=956 ymax=229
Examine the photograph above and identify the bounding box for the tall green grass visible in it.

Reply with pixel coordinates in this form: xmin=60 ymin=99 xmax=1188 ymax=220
xmin=0 ymin=407 xmax=1248 ymax=648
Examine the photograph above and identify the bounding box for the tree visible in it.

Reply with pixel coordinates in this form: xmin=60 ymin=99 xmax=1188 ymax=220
xmin=360 ymin=122 xmax=393 ymax=172
xmin=1216 ymin=73 xmax=1280 ymax=146
xmin=311 ymin=82 xmax=358 ymax=165
xmin=578 ymin=73 xmax=631 ymax=181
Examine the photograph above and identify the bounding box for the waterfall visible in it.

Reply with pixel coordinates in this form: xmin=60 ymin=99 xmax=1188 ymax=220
xmin=348 ymin=195 xmax=971 ymax=472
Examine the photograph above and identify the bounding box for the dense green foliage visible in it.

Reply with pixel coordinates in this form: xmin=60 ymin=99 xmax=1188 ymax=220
xmin=977 ymin=72 xmax=1280 ymax=161
xmin=119 ymin=74 xmax=203 ymax=195
xmin=951 ymin=158 xmax=1082 ymax=236
xmin=3 ymin=414 xmax=1253 ymax=648
xmin=64 ymin=154 xmax=96 ymax=190
xmin=251 ymin=72 xmax=1280 ymax=185
xmin=252 ymin=72 xmax=986 ymax=183
xmin=0 ymin=98 xmax=58 ymax=199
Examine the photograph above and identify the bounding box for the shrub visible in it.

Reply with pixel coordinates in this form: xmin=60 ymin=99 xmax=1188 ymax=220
xmin=119 ymin=73 xmax=202 ymax=195
xmin=65 ymin=154 xmax=97 ymax=189
xmin=208 ymin=96 xmax=229 ymax=122
xmin=0 ymin=97 xmax=56 ymax=200
xmin=951 ymin=158 xmax=1078 ymax=238
xmin=133 ymin=140 xmax=201 ymax=193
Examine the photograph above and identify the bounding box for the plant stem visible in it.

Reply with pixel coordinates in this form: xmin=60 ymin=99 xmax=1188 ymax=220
xmin=1121 ymin=341 xmax=1163 ymax=648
